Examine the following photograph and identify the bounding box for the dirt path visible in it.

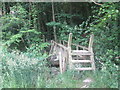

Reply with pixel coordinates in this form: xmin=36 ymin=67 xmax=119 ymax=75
xmin=81 ymin=78 xmax=93 ymax=88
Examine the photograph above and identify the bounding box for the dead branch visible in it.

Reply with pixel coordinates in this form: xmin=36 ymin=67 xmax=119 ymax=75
xmin=91 ymin=0 xmax=103 ymax=6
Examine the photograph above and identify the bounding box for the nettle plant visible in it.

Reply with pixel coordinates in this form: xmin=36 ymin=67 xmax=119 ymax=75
xmin=1 ymin=5 xmax=40 ymax=49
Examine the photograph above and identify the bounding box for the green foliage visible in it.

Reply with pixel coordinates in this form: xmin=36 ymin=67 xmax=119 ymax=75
xmin=53 ymin=2 xmax=119 ymax=73
xmin=88 ymin=3 xmax=119 ymax=69
xmin=46 ymin=21 xmax=61 ymax=26
xmin=46 ymin=71 xmax=82 ymax=88
xmin=26 ymin=42 xmax=50 ymax=59
xmin=1 ymin=49 xmax=49 ymax=88
xmin=1 ymin=45 xmax=118 ymax=88
xmin=46 ymin=3 xmax=119 ymax=88
xmin=1 ymin=2 xmax=119 ymax=88
xmin=1 ymin=48 xmax=80 ymax=88
xmin=89 ymin=71 xmax=118 ymax=88
xmin=1 ymin=4 xmax=41 ymax=49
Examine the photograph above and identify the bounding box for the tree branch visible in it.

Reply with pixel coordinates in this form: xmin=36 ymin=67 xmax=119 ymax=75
xmin=91 ymin=0 xmax=103 ymax=6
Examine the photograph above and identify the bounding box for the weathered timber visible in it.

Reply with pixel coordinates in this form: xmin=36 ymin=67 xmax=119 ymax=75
xmin=63 ymin=40 xmax=88 ymax=50
xmin=72 ymin=50 xmax=93 ymax=55
xmin=49 ymin=33 xmax=96 ymax=73
xmin=74 ymin=67 xmax=93 ymax=71
xmin=71 ymin=60 xmax=91 ymax=63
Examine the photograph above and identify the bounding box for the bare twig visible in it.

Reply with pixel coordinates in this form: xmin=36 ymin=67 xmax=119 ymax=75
xmin=91 ymin=0 xmax=103 ymax=6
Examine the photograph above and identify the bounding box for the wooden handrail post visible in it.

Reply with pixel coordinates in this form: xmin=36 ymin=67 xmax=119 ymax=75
xmin=88 ymin=34 xmax=96 ymax=71
xmin=59 ymin=51 xmax=63 ymax=74
xmin=68 ymin=33 xmax=72 ymax=48
xmin=68 ymin=33 xmax=73 ymax=69
xmin=88 ymin=34 xmax=94 ymax=51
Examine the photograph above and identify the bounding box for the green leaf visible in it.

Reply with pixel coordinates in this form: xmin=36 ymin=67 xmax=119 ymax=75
xmin=20 ymin=29 xmax=41 ymax=34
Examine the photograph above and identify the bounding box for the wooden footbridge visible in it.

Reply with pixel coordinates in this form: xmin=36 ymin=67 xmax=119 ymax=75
xmin=49 ymin=33 xmax=96 ymax=74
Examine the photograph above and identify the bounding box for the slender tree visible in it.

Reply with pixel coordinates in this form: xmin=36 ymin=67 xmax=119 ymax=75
xmin=52 ymin=1 xmax=57 ymax=41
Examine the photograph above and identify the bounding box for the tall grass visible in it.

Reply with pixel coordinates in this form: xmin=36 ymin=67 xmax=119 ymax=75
xmin=0 ymin=49 xmax=81 ymax=88
xmin=1 ymin=49 xmax=50 ymax=88
xmin=1 ymin=49 xmax=118 ymax=88
xmin=77 ymin=71 xmax=118 ymax=88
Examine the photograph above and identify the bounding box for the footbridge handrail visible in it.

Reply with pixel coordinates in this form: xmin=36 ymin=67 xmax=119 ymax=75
xmin=49 ymin=33 xmax=95 ymax=74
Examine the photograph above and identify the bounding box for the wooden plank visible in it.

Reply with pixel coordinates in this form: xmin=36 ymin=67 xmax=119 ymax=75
xmin=72 ymin=43 xmax=88 ymax=50
xmin=52 ymin=40 xmax=68 ymax=50
xmin=72 ymin=50 xmax=90 ymax=52
xmin=71 ymin=60 xmax=91 ymax=63
xmin=72 ymin=56 xmax=86 ymax=60
xmin=63 ymin=40 xmax=88 ymax=50
xmin=72 ymin=50 xmax=92 ymax=55
xmin=74 ymin=67 xmax=93 ymax=71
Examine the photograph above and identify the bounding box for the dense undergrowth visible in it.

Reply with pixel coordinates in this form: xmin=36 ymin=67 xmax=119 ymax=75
xmin=0 ymin=48 xmax=118 ymax=88
xmin=0 ymin=2 xmax=119 ymax=89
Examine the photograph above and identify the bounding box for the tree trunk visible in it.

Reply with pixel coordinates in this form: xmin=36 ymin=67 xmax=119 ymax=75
xmin=52 ymin=1 xmax=57 ymax=42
